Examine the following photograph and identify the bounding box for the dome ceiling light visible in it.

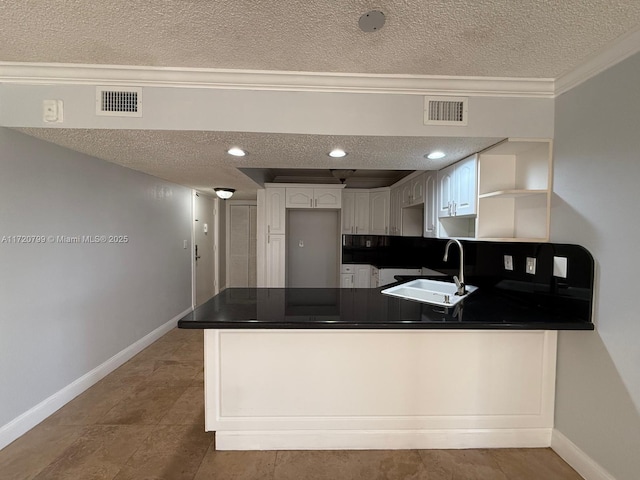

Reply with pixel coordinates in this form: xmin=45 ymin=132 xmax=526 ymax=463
xmin=214 ymin=188 xmax=235 ymax=200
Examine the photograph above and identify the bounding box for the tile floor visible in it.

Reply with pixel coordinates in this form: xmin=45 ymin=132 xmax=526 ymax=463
xmin=0 ymin=327 xmax=584 ymax=480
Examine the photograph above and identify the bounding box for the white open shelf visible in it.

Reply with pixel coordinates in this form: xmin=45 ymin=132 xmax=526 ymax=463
xmin=476 ymin=139 xmax=552 ymax=242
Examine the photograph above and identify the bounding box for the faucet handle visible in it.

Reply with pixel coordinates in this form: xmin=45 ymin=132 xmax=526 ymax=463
xmin=452 ymin=276 xmax=461 ymax=288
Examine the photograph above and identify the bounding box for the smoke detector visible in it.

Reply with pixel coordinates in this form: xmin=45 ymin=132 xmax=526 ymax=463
xmin=359 ymin=10 xmax=385 ymax=32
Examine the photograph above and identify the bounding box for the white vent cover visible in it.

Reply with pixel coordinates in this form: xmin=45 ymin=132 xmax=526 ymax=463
xmin=96 ymin=87 xmax=142 ymax=117
xmin=424 ymin=96 xmax=468 ymax=126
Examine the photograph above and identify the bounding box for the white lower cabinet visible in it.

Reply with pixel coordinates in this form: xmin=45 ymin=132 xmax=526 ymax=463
xmin=205 ymin=329 xmax=558 ymax=450
xmin=340 ymin=264 xmax=371 ymax=288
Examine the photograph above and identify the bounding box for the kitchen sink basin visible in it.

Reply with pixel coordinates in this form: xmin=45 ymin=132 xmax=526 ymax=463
xmin=381 ymin=279 xmax=478 ymax=307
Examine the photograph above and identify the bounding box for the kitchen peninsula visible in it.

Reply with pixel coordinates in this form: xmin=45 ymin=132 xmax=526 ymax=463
xmin=179 ymin=242 xmax=593 ymax=451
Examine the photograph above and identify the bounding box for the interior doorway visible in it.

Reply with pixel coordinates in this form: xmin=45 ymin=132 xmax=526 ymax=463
xmin=193 ymin=191 xmax=216 ymax=306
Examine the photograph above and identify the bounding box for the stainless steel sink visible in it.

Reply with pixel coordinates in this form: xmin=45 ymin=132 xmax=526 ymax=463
xmin=381 ymin=279 xmax=478 ymax=307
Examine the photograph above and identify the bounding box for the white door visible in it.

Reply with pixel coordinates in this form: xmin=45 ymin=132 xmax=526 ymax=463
xmin=400 ymin=182 xmax=412 ymax=207
xmin=228 ymin=204 xmax=257 ymax=287
xmin=355 ymin=265 xmax=372 ymax=288
xmin=437 ymin=164 xmax=455 ymax=218
xmin=194 ymin=192 xmax=215 ymax=306
xmin=454 ymin=154 xmax=478 ymax=216
xmin=424 ymin=171 xmax=438 ymax=238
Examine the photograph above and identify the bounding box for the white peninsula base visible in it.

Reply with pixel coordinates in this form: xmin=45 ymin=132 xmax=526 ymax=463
xmin=204 ymin=329 xmax=557 ymax=451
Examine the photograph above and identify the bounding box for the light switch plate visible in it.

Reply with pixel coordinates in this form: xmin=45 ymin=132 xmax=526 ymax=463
xmin=526 ymin=257 xmax=537 ymax=275
xmin=554 ymin=256 xmax=568 ymax=278
xmin=503 ymin=255 xmax=514 ymax=271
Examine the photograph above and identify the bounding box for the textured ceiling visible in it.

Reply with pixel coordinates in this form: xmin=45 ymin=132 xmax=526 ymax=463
xmin=1 ymin=1 xmax=640 ymax=78
xmin=6 ymin=2 xmax=640 ymax=198
xmin=14 ymin=129 xmax=501 ymax=198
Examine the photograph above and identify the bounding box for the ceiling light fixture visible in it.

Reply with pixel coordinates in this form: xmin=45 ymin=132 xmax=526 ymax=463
xmin=214 ymin=188 xmax=235 ymax=200
xmin=227 ymin=147 xmax=246 ymax=157
xmin=426 ymin=151 xmax=446 ymax=160
xmin=328 ymin=149 xmax=347 ymax=158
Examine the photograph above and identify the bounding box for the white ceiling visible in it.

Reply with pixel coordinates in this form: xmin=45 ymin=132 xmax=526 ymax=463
xmin=3 ymin=2 xmax=640 ymax=196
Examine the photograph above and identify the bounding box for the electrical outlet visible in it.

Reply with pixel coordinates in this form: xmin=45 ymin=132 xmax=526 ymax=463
xmin=503 ymin=255 xmax=514 ymax=271
xmin=553 ymin=256 xmax=568 ymax=278
xmin=183 ymin=240 xmax=188 ymax=249
xmin=298 ymin=240 xmax=304 ymax=247
xmin=526 ymin=257 xmax=537 ymax=275
xmin=366 ymin=240 xmax=372 ymax=248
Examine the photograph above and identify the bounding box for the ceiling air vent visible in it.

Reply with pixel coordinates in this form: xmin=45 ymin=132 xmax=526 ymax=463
xmin=96 ymin=87 xmax=142 ymax=117
xmin=424 ymin=96 xmax=468 ymax=126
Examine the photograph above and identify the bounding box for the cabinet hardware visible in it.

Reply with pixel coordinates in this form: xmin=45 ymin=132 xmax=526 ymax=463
xmin=310 ymin=199 xmax=313 ymax=207
xmin=385 ymin=226 xmax=388 ymax=234
xmin=268 ymin=225 xmax=271 ymax=235
xmin=315 ymin=198 xmax=318 ymax=207
xmin=355 ymin=226 xmax=358 ymax=234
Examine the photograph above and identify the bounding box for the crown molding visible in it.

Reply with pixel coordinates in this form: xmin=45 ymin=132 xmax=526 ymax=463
xmin=0 ymin=62 xmax=555 ymax=98
xmin=555 ymin=25 xmax=640 ymax=96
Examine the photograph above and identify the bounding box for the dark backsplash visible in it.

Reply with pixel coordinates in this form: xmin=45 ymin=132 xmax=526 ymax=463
xmin=342 ymin=235 xmax=595 ymax=322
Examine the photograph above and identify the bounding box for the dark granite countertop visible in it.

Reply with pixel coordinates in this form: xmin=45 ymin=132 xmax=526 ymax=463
xmin=178 ymin=276 xmax=594 ymax=330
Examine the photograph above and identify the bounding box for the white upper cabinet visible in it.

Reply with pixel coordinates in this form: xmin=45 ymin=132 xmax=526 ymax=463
xmin=453 ymin=155 xmax=477 ymax=216
xmin=342 ymin=190 xmax=370 ymax=234
xmin=389 ymin=186 xmax=402 ymax=236
xmin=400 ymin=173 xmax=425 ymax=208
xmin=265 ymin=187 xmax=286 ymax=235
xmin=437 ymin=154 xmax=477 ymax=218
xmin=423 ymin=171 xmax=438 ymax=238
xmin=286 ymin=187 xmax=342 ymax=209
xmin=437 ymin=164 xmax=455 ymax=218
xmin=369 ymin=189 xmax=390 ymax=235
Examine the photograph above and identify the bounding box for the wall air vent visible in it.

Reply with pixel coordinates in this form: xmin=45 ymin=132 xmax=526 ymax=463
xmin=96 ymin=87 xmax=142 ymax=117
xmin=424 ymin=96 xmax=468 ymax=126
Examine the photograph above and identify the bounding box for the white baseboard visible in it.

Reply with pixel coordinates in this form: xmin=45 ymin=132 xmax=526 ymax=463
xmin=0 ymin=307 xmax=191 ymax=451
xmin=215 ymin=428 xmax=552 ymax=451
xmin=551 ymin=429 xmax=616 ymax=480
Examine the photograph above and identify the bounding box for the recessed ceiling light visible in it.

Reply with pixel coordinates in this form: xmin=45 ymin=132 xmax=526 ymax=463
xmin=426 ymin=151 xmax=446 ymax=160
xmin=328 ymin=149 xmax=347 ymax=158
xmin=227 ymin=147 xmax=246 ymax=157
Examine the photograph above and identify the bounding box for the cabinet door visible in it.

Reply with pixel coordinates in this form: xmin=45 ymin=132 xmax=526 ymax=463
xmin=341 ymin=190 xmax=355 ymax=234
xmin=424 ymin=171 xmax=438 ymax=237
xmin=266 ymin=234 xmax=286 ymax=287
xmin=340 ymin=273 xmax=354 ymax=288
xmin=314 ymin=188 xmax=342 ymax=209
xmin=286 ymin=188 xmax=314 ymax=208
xmin=400 ymin=182 xmax=412 ymax=208
xmin=353 ymin=192 xmax=370 ymax=234
xmin=355 ymin=265 xmax=372 ymax=288
xmin=266 ymin=187 xmax=286 ymax=234
xmin=437 ymin=164 xmax=455 ymax=218
xmin=389 ymin=187 xmax=402 ymax=235
xmin=369 ymin=190 xmax=390 ymax=235
xmin=454 ymin=154 xmax=477 ymax=216
xmin=411 ymin=173 xmax=425 ymax=205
